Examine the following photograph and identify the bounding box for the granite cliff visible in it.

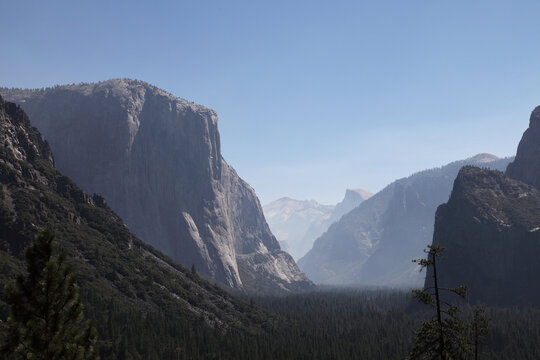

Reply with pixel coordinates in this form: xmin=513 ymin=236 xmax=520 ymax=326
xmin=425 ymin=107 xmax=540 ymax=306
xmin=507 ymin=106 xmax=540 ymax=188
xmin=1 ymin=80 xmax=312 ymax=293
xmin=428 ymin=167 xmax=540 ymax=306
xmin=329 ymin=189 xmax=373 ymax=224
xmin=298 ymin=154 xmax=512 ymax=287
xmin=0 ymin=96 xmax=269 ymax=340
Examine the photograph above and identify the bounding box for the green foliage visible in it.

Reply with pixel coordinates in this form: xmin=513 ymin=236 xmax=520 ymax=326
xmin=0 ymin=96 xmax=273 ymax=358
xmin=1 ymin=96 xmax=539 ymax=359
xmin=408 ymin=245 xmax=471 ymax=359
xmin=1 ymin=229 xmax=98 ymax=359
xmin=471 ymin=307 xmax=490 ymax=360
xmin=253 ymin=291 xmax=540 ymax=360
xmin=254 ymin=290 xmax=418 ymax=359
xmin=408 ymin=317 xmax=470 ymax=360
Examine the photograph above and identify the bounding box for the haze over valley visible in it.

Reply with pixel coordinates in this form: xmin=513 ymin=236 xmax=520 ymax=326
xmin=2 ymin=1 xmax=540 ymax=359
xmin=263 ymin=188 xmax=372 ymax=260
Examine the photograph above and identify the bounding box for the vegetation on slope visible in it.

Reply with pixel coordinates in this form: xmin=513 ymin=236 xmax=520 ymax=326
xmin=0 ymin=97 xmax=271 ymax=359
xmin=2 ymin=96 xmax=540 ymax=359
xmin=253 ymin=290 xmax=540 ymax=359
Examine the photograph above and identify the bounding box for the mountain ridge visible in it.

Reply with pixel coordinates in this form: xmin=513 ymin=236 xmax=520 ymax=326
xmin=424 ymin=106 xmax=540 ymax=306
xmin=0 ymin=95 xmax=271 ymax=342
xmin=506 ymin=106 xmax=540 ymax=188
xmin=263 ymin=188 xmax=372 ymax=260
xmin=428 ymin=166 xmax=540 ymax=306
xmin=1 ymin=79 xmax=313 ymax=294
xmin=298 ymin=153 xmax=513 ymax=287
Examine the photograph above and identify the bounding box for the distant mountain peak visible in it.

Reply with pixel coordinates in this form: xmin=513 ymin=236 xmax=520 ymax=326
xmin=346 ymin=188 xmax=373 ymax=201
xmin=507 ymin=106 xmax=540 ymax=190
xmin=465 ymin=153 xmax=500 ymax=163
xmin=299 ymin=154 xmax=514 ymax=287
xmin=264 ymin=188 xmax=372 ymax=261
xmin=263 ymin=198 xmax=334 ymax=260
xmin=530 ymin=106 xmax=540 ymax=125
xmin=329 ymin=188 xmax=373 ymax=222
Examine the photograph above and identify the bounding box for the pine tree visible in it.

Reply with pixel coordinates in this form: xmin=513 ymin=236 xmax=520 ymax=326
xmin=408 ymin=245 xmax=470 ymax=360
xmin=471 ymin=307 xmax=490 ymax=360
xmin=1 ymin=228 xmax=98 ymax=359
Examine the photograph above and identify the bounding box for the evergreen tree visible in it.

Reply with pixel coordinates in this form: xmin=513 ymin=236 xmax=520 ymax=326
xmin=408 ymin=245 xmax=470 ymax=360
xmin=1 ymin=229 xmax=98 ymax=360
xmin=471 ymin=307 xmax=490 ymax=360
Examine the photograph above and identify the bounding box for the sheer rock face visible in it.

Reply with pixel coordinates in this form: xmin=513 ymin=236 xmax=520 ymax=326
xmin=0 ymin=97 xmax=277 ymax=330
xmin=425 ymin=107 xmax=540 ymax=307
xmin=428 ymin=167 xmax=540 ymax=306
xmin=298 ymin=154 xmax=512 ymax=287
xmin=506 ymin=106 xmax=540 ymax=188
xmin=330 ymin=189 xmax=373 ymax=224
xmin=1 ymin=80 xmax=312 ymax=293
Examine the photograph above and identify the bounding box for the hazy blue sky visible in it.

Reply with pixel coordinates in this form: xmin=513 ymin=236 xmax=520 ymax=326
xmin=2 ymin=1 xmax=540 ymax=204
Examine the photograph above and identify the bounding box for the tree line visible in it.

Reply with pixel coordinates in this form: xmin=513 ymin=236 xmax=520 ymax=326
xmin=2 ymin=232 xmax=540 ymax=359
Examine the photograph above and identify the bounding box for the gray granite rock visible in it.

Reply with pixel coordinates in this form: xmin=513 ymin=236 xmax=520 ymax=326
xmin=424 ymin=108 xmax=540 ymax=306
xmin=298 ymin=154 xmax=513 ymax=288
xmin=427 ymin=166 xmax=540 ymax=306
xmin=506 ymin=106 xmax=540 ymax=188
xmin=1 ymin=80 xmax=313 ymax=294
xmin=329 ymin=189 xmax=373 ymax=224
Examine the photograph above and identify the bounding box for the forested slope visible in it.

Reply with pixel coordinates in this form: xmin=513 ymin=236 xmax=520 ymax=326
xmin=0 ymin=96 xmax=271 ymax=358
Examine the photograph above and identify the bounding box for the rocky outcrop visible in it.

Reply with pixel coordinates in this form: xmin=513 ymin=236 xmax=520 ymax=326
xmin=330 ymin=188 xmax=373 ymax=224
xmin=506 ymin=106 xmax=540 ymax=188
xmin=0 ymin=96 xmax=270 ymax=333
xmin=0 ymin=97 xmax=54 ymax=167
xmin=298 ymin=154 xmax=512 ymax=287
xmin=1 ymin=80 xmax=312 ymax=294
xmin=428 ymin=167 xmax=540 ymax=306
xmin=424 ymin=107 xmax=540 ymax=307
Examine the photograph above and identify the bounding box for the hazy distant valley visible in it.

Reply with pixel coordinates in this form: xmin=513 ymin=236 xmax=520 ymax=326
xmin=263 ymin=188 xmax=372 ymax=260
xmin=2 ymin=80 xmax=540 ymax=359
xmin=298 ymin=154 xmax=513 ymax=288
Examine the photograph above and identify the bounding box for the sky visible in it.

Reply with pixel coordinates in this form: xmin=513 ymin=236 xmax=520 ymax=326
xmin=2 ymin=0 xmax=540 ymax=204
